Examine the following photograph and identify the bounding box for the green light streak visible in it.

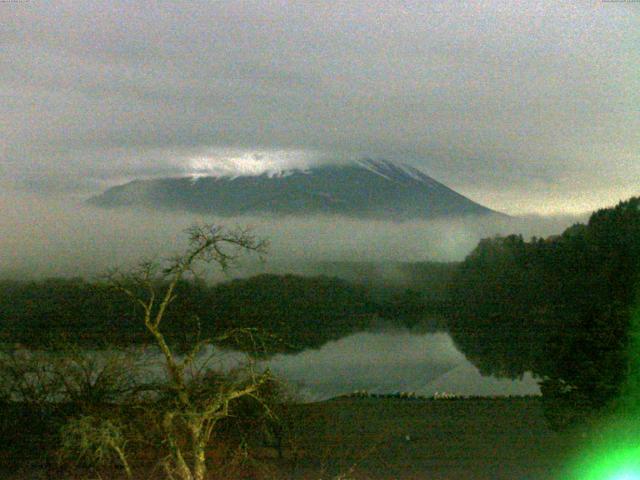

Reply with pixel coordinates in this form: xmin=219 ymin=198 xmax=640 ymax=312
xmin=561 ymin=305 xmax=640 ymax=480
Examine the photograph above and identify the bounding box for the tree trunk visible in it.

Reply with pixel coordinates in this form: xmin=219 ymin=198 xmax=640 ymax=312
xmin=163 ymin=411 xmax=194 ymax=480
xmin=193 ymin=442 xmax=207 ymax=480
xmin=191 ymin=422 xmax=207 ymax=480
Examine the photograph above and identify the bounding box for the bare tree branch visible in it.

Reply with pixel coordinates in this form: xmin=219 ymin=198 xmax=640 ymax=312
xmin=101 ymin=223 xmax=271 ymax=480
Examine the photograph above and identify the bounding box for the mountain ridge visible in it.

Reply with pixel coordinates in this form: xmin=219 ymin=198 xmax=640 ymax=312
xmin=88 ymin=159 xmax=504 ymax=220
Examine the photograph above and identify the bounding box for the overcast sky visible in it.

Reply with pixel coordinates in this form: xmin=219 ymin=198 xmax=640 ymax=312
xmin=2 ymin=1 xmax=638 ymax=214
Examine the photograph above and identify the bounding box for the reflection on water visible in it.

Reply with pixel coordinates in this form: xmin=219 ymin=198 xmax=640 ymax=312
xmin=264 ymin=331 xmax=540 ymax=401
xmin=5 ymin=331 xmax=540 ymax=403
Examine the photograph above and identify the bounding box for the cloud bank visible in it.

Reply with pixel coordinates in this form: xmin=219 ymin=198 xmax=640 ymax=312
xmin=2 ymin=1 xmax=638 ymax=214
xmin=1 ymin=190 xmax=587 ymax=280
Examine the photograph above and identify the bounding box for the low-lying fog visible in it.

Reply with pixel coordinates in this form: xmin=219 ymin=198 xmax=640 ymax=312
xmin=1 ymin=190 xmax=587 ymax=280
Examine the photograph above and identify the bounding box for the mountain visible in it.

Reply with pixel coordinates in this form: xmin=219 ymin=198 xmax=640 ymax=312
xmin=88 ymin=159 xmax=502 ymax=220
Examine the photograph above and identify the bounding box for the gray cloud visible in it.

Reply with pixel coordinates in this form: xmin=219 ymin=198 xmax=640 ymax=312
xmin=2 ymin=1 xmax=638 ymax=213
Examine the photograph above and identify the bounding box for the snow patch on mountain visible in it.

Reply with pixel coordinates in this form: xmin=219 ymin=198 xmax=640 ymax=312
xmin=355 ymin=158 xmax=444 ymax=188
xmin=355 ymin=159 xmax=397 ymax=182
xmin=185 ymin=150 xmax=317 ymax=179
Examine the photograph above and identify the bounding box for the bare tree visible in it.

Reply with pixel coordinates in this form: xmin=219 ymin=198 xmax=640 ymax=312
xmin=60 ymin=415 xmax=134 ymax=480
xmin=106 ymin=224 xmax=272 ymax=480
xmin=0 ymin=347 xmax=63 ymax=407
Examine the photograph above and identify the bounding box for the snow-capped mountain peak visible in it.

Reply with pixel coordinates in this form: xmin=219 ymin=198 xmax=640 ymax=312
xmin=89 ymin=158 xmax=502 ymax=220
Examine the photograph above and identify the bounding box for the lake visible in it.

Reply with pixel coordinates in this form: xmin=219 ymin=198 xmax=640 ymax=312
xmin=264 ymin=330 xmax=540 ymax=400
xmin=3 ymin=330 xmax=540 ymax=402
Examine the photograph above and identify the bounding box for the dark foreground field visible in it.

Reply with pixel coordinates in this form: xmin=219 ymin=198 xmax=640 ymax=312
xmin=285 ymin=397 xmax=571 ymax=480
xmin=1 ymin=397 xmax=577 ymax=480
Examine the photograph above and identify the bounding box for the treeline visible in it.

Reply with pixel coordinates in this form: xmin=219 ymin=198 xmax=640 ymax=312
xmin=0 ymin=273 xmax=443 ymax=353
xmin=447 ymin=197 xmax=640 ymax=425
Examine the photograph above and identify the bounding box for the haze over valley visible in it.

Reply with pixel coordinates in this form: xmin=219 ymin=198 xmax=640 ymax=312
xmin=2 ymin=183 xmax=587 ymax=280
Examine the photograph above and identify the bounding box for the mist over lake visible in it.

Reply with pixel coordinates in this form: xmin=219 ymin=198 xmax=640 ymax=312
xmin=0 ymin=190 xmax=586 ymax=280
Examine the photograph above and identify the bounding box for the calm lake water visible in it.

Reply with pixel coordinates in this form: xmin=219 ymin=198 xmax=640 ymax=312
xmin=265 ymin=331 xmax=540 ymax=401
xmin=7 ymin=331 xmax=540 ymax=402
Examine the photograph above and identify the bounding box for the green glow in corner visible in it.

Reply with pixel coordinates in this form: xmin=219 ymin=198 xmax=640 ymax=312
xmin=566 ymin=444 xmax=640 ymax=480
xmin=561 ymin=305 xmax=640 ymax=480
xmin=612 ymin=473 xmax=640 ymax=480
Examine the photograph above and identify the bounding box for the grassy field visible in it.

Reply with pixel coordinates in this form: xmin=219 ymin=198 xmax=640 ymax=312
xmin=279 ymin=397 xmax=575 ymax=480
xmin=1 ymin=397 xmax=581 ymax=479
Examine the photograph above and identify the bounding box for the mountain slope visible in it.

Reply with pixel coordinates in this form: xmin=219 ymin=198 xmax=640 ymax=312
xmin=88 ymin=159 xmax=502 ymax=220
